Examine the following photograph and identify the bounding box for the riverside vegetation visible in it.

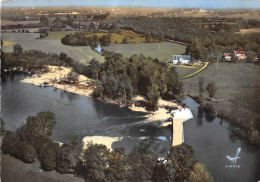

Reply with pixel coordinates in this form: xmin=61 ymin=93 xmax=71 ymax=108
xmin=1 ymin=112 xmax=214 ymax=182
xmin=2 ymin=44 xmax=183 ymax=110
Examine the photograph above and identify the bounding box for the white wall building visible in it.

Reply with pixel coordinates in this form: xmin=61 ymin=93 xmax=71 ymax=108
xmin=172 ymin=55 xmax=191 ymax=64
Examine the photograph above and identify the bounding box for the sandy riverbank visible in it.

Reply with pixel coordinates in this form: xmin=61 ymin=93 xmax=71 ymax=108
xmin=22 ymin=66 xmax=96 ymax=97
xmin=22 ymin=66 xmax=183 ymax=124
xmin=130 ymin=96 xmax=182 ymax=123
xmin=82 ymin=136 xmax=121 ymax=151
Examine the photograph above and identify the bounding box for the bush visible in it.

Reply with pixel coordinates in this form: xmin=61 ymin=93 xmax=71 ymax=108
xmin=189 ymin=163 xmax=214 ymax=182
xmin=2 ymin=132 xmax=20 ymax=156
xmin=206 ymin=82 xmax=217 ymax=98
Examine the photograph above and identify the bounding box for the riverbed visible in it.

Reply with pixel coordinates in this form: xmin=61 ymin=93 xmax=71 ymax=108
xmin=1 ymin=73 xmax=259 ymax=182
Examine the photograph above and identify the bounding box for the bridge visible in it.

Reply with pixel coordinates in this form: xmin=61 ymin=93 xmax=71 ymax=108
xmin=161 ymin=108 xmax=193 ymax=146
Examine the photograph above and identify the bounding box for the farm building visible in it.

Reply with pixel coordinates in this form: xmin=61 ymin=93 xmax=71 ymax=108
xmin=234 ymin=51 xmax=246 ymax=60
xmin=172 ymin=55 xmax=191 ymax=64
xmin=224 ymin=53 xmax=232 ymax=61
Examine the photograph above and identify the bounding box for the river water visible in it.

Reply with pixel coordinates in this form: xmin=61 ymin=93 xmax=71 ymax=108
xmin=1 ymin=73 xmax=259 ymax=182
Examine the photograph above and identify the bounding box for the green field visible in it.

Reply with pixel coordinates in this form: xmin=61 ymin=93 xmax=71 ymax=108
xmin=86 ymin=30 xmax=160 ymax=44
xmin=2 ymin=32 xmax=105 ymax=64
xmin=103 ymin=42 xmax=186 ymax=62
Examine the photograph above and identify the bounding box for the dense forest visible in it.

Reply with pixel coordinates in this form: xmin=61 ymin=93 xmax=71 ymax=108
xmin=1 ymin=112 xmax=213 ymax=182
xmin=101 ymin=17 xmax=260 ymax=61
xmin=88 ymin=51 xmax=183 ymax=110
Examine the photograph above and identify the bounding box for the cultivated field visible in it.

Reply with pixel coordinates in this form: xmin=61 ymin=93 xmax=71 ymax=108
xmin=103 ymin=42 xmax=186 ymax=62
xmin=1 ymin=32 xmax=105 ymax=64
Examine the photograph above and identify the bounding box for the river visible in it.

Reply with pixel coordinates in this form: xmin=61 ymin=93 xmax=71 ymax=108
xmin=1 ymin=73 xmax=259 ymax=182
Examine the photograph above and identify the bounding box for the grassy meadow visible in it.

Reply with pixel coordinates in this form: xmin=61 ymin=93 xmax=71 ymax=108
xmin=103 ymin=42 xmax=186 ymax=62
xmin=1 ymin=32 xmax=105 ymax=64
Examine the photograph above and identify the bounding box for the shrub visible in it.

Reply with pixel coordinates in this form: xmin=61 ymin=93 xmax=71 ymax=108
xmin=206 ymin=82 xmax=217 ymax=98
xmin=16 ymin=141 xmax=37 ymax=163
xmin=189 ymin=163 xmax=214 ymax=182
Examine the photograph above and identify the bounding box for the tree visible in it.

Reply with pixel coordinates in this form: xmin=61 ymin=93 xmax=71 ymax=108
xmin=189 ymin=163 xmax=214 ymax=182
xmin=105 ymin=148 xmax=129 ymax=182
xmin=206 ymin=82 xmax=217 ymax=98
xmin=18 ymin=112 xmax=56 ymax=145
xmin=83 ymin=143 xmax=110 ymax=182
xmin=13 ymin=44 xmax=23 ymax=56
xmin=167 ymin=144 xmax=197 ymax=182
xmin=59 ymin=52 xmax=68 ymax=60
xmin=126 ymin=144 xmax=157 ymax=182
xmin=38 ymin=141 xmax=59 ymax=171
xmin=87 ymin=59 xmax=101 ymax=79
xmin=122 ymin=37 xmax=128 ymax=44
xmin=146 ymin=84 xmax=160 ymax=111
xmin=40 ymin=16 xmax=49 ymax=25
xmin=56 ymin=132 xmax=83 ymax=173
xmin=199 ymin=77 xmax=205 ymax=98
xmin=16 ymin=141 xmax=37 ymax=163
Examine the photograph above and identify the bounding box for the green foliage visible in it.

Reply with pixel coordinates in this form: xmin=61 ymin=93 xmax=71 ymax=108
xmin=105 ymin=149 xmax=129 ymax=182
xmin=189 ymin=163 xmax=214 ymax=182
xmin=83 ymin=143 xmax=110 ymax=182
xmin=146 ymin=84 xmax=160 ymax=110
xmin=56 ymin=135 xmax=82 ymax=174
xmin=86 ymin=59 xmax=102 ymax=79
xmin=17 ymin=141 xmax=37 ymax=163
xmin=40 ymin=15 xmax=49 ymax=25
xmin=93 ymin=52 xmax=182 ymax=108
xmin=61 ymin=32 xmax=112 ymax=46
xmin=122 ymin=37 xmax=128 ymax=44
xmin=38 ymin=141 xmax=60 ymax=171
xmin=167 ymin=143 xmax=197 ymax=182
xmin=2 ymin=132 xmax=20 ymax=157
xmin=126 ymin=144 xmax=157 ymax=182
xmin=1 ymin=112 xmax=58 ymax=167
xmin=13 ymin=44 xmax=23 ymax=56
xmin=1 ymin=118 xmax=5 ymax=135
xmin=18 ymin=112 xmax=56 ymax=145
xmin=206 ymin=82 xmax=217 ymax=98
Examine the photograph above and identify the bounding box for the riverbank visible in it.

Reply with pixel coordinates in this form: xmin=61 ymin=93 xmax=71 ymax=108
xmin=21 ymin=65 xmax=183 ymax=124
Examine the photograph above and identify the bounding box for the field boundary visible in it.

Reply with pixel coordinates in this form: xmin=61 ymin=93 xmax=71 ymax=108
xmin=181 ymin=62 xmax=210 ymax=79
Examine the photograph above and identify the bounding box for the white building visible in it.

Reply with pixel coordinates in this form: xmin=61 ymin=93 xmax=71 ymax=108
xmin=172 ymin=55 xmax=191 ymax=65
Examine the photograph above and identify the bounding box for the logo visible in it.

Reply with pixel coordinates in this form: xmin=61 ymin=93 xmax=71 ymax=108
xmin=225 ymin=147 xmax=241 ymax=168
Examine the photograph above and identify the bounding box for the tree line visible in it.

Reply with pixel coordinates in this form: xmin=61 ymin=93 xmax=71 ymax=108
xmin=61 ymin=32 xmax=112 ymax=46
xmin=102 ymin=16 xmax=260 ymax=61
xmin=1 ymin=112 xmax=213 ymax=182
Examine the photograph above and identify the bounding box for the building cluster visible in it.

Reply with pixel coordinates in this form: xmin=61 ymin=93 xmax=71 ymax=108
xmin=224 ymin=51 xmax=246 ymax=61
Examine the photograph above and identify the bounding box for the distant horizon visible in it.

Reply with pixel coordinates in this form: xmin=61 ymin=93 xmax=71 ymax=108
xmin=2 ymin=5 xmax=260 ymax=10
xmin=2 ymin=0 xmax=260 ymax=9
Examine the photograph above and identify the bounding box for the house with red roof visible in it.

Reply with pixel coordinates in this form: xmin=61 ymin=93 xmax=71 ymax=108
xmin=224 ymin=53 xmax=232 ymax=61
xmin=234 ymin=51 xmax=246 ymax=60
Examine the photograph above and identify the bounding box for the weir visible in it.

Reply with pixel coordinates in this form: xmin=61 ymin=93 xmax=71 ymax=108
xmin=171 ymin=108 xmax=193 ymax=146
